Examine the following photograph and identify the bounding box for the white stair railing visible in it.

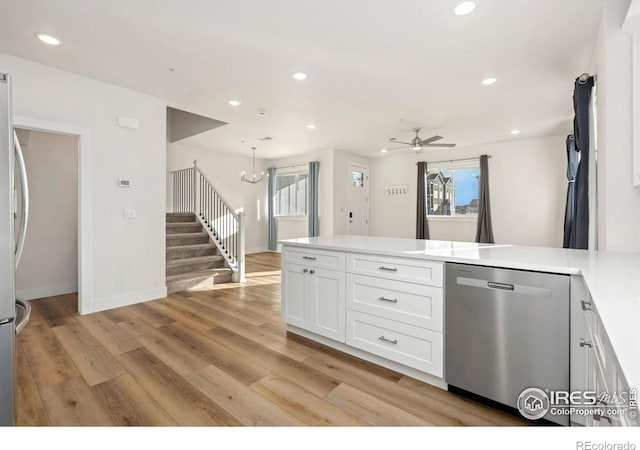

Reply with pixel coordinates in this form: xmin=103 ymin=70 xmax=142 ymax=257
xmin=170 ymin=160 xmax=246 ymax=282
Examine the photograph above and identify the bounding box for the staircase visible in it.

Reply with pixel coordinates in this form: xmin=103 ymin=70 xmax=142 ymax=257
xmin=166 ymin=212 xmax=233 ymax=294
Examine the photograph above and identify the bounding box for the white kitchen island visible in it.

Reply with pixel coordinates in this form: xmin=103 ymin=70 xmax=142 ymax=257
xmin=280 ymin=235 xmax=640 ymax=427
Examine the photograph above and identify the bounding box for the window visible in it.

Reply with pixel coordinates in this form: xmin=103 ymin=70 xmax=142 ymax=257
xmin=426 ymin=165 xmax=480 ymax=217
xmin=352 ymin=171 xmax=364 ymax=187
xmin=275 ymin=170 xmax=308 ymax=216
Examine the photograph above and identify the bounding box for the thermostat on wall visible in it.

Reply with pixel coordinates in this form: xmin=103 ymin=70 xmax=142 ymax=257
xmin=118 ymin=179 xmax=132 ymax=187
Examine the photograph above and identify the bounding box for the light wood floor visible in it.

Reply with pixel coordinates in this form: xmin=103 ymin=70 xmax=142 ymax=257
xmin=16 ymin=252 xmax=527 ymax=426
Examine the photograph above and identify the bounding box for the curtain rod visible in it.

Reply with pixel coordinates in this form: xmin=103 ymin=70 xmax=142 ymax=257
xmin=272 ymin=162 xmax=309 ymax=170
xmin=416 ymin=155 xmax=491 ymax=165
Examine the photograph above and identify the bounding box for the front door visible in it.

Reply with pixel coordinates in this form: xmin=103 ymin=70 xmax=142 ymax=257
xmin=347 ymin=163 xmax=369 ymax=235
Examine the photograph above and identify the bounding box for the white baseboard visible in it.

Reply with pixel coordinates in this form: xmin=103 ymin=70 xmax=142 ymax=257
xmin=16 ymin=282 xmax=78 ymax=301
xmin=85 ymin=286 xmax=167 ymax=315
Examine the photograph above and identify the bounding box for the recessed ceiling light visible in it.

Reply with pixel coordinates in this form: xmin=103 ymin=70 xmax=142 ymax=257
xmin=454 ymin=1 xmax=476 ymax=16
xmin=510 ymin=129 xmax=521 ymax=135
xmin=228 ymin=99 xmax=241 ymax=106
xmin=293 ymin=72 xmax=307 ymax=81
xmin=306 ymin=124 xmax=316 ymax=130
xmin=380 ymin=148 xmax=388 ymax=153
xmin=481 ymin=77 xmax=497 ymax=86
xmin=35 ymin=33 xmax=61 ymax=46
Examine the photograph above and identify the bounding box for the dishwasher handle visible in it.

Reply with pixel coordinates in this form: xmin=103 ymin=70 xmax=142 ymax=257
xmin=487 ymin=281 xmax=515 ymax=291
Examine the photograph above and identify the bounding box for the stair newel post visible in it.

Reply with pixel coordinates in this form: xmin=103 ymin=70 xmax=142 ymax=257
xmin=234 ymin=211 xmax=246 ymax=283
xmin=193 ymin=160 xmax=198 ymax=216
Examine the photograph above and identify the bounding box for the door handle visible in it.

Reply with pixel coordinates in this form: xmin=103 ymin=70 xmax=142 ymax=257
xmin=487 ymin=281 xmax=514 ymax=291
xmin=581 ymin=300 xmax=592 ymax=311
xmin=13 ymin=130 xmax=29 ymax=268
xmin=303 ymin=268 xmax=309 ymax=273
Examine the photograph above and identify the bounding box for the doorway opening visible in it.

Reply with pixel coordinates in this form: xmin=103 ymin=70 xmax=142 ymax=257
xmin=14 ymin=128 xmax=79 ymax=305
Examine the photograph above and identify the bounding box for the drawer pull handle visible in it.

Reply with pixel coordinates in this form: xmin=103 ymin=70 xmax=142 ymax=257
xmin=593 ymin=413 xmax=612 ymax=424
xmin=378 ymin=266 xmax=398 ymax=272
xmin=378 ymin=296 xmax=398 ymax=303
xmin=302 ymin=256 xmax=317 ymax=260
xmin=378 ymin=336 xmax=398 ymax=344
xmin=309 ymin=270 xmax=315 ymax=274
xmin=303 ymin=268 xmax=309 ymax=273
xmin=579 ymin=338 xmax=593 ymax=348
xmin=581 ymin=300 xmax=592 ymax=311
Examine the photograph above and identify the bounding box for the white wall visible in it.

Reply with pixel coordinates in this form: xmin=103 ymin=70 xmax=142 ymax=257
xmin=1 ymin=53 xmax=167 ymax=313
xmin=166 ymin=142 xmax=268 ymax=253
xmin=15 ymin=130 xmax=78 ymax=300
xmin=369 ymin=135 xmax=567 ymax=247
xmin=594 ymin=0 xmax=640 ymax=252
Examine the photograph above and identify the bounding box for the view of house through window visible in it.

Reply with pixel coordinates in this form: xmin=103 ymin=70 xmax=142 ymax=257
xmin=427 ymin=166 xmax=480 ymax=216
xmin=275 ymin=169 xmax=308 ymax=216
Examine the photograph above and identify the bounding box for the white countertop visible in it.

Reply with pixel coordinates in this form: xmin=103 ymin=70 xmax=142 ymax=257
xmin=281 ymin=235 xmax=640 ymax=391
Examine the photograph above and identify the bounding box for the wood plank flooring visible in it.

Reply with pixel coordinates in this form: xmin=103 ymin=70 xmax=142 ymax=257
xmin=15 ymin=252 xmax=528 ymax=427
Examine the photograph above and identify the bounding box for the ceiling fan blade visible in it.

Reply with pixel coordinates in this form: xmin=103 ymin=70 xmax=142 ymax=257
xmin=420 ymin=135 xmax=443 ymax=145
xmin=386 ymin=146 xmax=410 ymax=151
xmin=425 ymin=143 xmax=457 ymax=148
xmin=388 ymin=140 xmax=412 ymax=145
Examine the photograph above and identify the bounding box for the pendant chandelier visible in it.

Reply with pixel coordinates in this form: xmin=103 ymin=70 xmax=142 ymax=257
xmin=240 ymin=147 xmax=264 ymax=184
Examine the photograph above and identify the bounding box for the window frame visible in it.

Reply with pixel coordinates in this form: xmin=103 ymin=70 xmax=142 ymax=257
xmin=425 ymin=160 xmax=480 ymax=220
xmin=274 ymin=168 xmax=309 ymax=218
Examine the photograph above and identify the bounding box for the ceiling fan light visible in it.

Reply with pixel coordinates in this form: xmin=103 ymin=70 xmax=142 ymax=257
xmin=413 ymin=145 xmax=422 ymax=151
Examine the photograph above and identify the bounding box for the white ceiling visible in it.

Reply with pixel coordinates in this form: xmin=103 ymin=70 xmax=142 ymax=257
xmin=0 ymin=0 xmax=603 ymax=159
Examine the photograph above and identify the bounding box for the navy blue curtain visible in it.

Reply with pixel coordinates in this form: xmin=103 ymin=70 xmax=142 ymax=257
xmin=475 ymin=154 xmax=494 ymax=244
xmin=416 ymin=162 xmax=430 ymax=239
xmin=565 ymin=76 xmax=594 ymax=249
xmin=562 ymin=136 xmax=579 ymax=247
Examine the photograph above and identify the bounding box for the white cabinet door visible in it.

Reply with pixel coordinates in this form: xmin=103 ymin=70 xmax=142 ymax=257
xmin=282 ymin=262 xmax=346 ymax=343
xmin=307 ymin=267 xmax=346 ymax=342
xmin=282 ymin=263 xmax=308 ymax=329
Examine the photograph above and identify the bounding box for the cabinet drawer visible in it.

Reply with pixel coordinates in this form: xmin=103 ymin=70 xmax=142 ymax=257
xmin=346 ymin=253 xmax=443 ymax=287
xmin=346 ymin=310 xmax=443 ymax=377
xmin=283 ymin=247 xmax=345 ymax=271
xmin=346 ymin=274 xmax=443 ymax=331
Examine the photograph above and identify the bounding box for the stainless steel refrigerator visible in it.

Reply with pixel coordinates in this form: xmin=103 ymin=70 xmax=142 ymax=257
xmin=1 ymin=72 xmax=30 ymax=426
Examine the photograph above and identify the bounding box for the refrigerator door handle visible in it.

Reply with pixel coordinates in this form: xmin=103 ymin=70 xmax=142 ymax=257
xmin=13 ymin=130 xmax=29 ymax=268
xmin=15 ymin=298 xmax=31 ymax=334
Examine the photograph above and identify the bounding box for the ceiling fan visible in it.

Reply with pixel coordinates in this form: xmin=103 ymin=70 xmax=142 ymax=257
xmin=387 ymin=127 xmax=456 ymax=153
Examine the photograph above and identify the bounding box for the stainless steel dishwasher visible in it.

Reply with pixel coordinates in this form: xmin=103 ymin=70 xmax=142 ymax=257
xmin=445 ymin=263 xmax=570 ymax=425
